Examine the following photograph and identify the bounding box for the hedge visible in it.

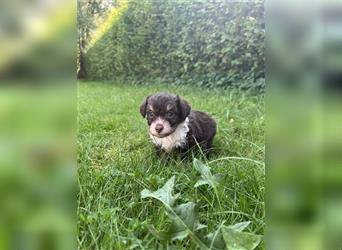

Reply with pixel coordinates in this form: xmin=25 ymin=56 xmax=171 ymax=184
xmin=85 ymin=0 xmax=265 ymax=90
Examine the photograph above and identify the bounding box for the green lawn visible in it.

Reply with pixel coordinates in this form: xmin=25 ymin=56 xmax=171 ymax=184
xmin=77 ymin=81 xmax=265 ymax=249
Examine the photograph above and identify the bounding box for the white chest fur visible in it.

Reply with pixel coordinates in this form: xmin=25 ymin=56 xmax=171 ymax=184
xmin=149 ymin=118 xmax=189 ymax=153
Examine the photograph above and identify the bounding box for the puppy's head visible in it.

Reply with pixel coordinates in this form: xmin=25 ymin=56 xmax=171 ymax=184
xmin=140 ymin=92 xmax=191 ymax=138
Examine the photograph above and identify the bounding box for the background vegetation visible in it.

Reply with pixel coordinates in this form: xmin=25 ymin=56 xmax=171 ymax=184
xmin=80 ymin=0 xmax=265 ymax=90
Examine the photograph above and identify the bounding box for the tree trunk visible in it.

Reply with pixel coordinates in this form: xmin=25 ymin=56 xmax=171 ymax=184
xmin=77 ymin=39 xmax=86 ymax=80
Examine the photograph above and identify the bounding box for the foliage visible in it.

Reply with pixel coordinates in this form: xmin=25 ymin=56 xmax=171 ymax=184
xmin=141 ymin=171 xmax=262 ymax=249
xmin=77 ymin=0 xmax=117 ymax=43
xmin=84 ymin=0 xmax=265 ymax=90
xmin=77 ymin=81 xmax=265 ymax=249
xmin=77 ymin=0 xmax=118 ymax=78
xmin=194 ymin=158 xmax=221 ymax=189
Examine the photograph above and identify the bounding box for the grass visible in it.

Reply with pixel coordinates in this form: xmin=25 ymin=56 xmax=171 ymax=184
xmin=77 ymin=81 xmax=265 ymax=249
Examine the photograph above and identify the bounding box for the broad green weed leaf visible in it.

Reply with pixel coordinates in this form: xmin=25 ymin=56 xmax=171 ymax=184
xmin=172 ymin=202 xmax=204 ymax=231
xmin=196 ymin=223 xmax=207 ymax=231
xmin=167 ymin=202 xmax=202 ymax=241
xmin=221 ymin=227 xmax=262 ymax=250
xmin=206 ymin=229 xmax=225 ymax=250
xmin=227 ymin=221 xmax=251 ymax=232
xmin=172 ymin=202 xmax=197 ymax=229
xmin=206 ymin=221 xmax=251 ymax=250
xmin=193 ymin=158 xmax=220 ymax=188
xmin=170 ymin=230 xmax=189 ymax=241
xmin=141 ymin=178 xmax=209 ymax=249
xmin=148 ymin=225 xmax=169 ymax=241
xmin=141 ymin=176 xmax=179 ymax=207
xmin=194 ymin=179 xmax=210 ymax=188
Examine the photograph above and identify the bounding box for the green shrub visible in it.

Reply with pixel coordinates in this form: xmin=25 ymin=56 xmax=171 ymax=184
xmin=85 ymin=0 xmax=265 ymax=90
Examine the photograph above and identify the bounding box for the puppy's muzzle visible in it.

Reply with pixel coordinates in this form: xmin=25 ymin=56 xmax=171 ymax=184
xmin=155 ymin=124 xmax=164 ymax=133
xmin=150 ymin=117 xmax=174 ymax=138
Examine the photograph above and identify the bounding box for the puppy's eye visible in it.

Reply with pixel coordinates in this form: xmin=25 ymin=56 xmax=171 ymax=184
xmin=167 ymin=111 xmax=175 ymax=118
xmin=147 ymin=112 xmax=154 ymax=118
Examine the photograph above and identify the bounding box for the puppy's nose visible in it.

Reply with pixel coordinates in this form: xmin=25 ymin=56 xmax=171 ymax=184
xmin=155 ymin=124 xmax=164 ymax=133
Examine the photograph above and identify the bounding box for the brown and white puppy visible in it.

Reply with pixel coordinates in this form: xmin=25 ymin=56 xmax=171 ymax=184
xmin=139 ymin=92 xmax=216 ymax=155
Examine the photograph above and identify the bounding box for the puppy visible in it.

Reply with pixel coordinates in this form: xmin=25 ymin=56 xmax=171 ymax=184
xmin=139 ymin=92 xmax=216 ymax=155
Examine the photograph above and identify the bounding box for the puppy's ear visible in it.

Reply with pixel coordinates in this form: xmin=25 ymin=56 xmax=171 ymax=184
xmin=177 ymin=95 xmax=191 ymax=120
xmin=139 ymin=96 xmax=150 ymax=118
